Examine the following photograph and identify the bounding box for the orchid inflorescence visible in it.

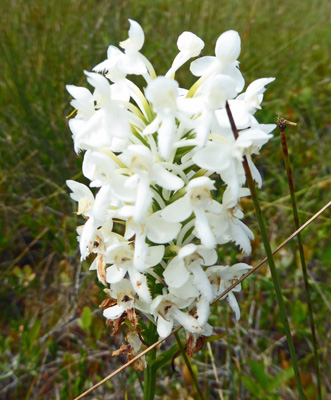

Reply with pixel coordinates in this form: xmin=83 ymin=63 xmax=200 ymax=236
xmin=67 ymin=20 xmax=275 ymax=341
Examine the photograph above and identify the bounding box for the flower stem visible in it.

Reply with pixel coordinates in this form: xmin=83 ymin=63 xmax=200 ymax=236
xmin=143 ymin=321 xmax=158 ymax=400
xmin=225 ymin=102 xmax=305 ymax=399
xmin=174 ymin=332 xmax=205 ymax=400
xmin=278 ymin=118 xmax=321 ymax=400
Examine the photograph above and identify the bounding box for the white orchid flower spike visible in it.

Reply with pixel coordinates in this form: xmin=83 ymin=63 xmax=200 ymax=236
xmin=67 ymin=20 xmax=275 ymax=341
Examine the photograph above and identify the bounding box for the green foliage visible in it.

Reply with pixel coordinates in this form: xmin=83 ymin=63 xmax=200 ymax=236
xmin=78 ymin=306 xmax=93 ymax=332
xmin=242 ymin=359 xmax=295 ymax=399
xmin=152 ymin=343 xmax=179 ymax=371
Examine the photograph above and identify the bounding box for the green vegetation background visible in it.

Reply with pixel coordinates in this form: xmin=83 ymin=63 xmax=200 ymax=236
xmin=0 ymin=0 xmax=330 ymax=399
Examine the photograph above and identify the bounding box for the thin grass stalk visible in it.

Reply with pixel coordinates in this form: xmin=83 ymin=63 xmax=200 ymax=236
xmin=73 ymin=200 xmax=330 ymax=400
xmin=278 ymin=118 xmax=322 ymax=400
xmin=206 ymin=342 xmax=224 ymax=400
xmin=174 ymin=332 xmax=205 ymax=400
xmin=225 ymin=101 xmax=305 ymax=399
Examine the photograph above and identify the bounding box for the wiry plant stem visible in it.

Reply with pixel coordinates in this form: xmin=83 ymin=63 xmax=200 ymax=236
xmin=278 ymin=118 xmax=321 ymax=400
xmin=225 ymin=101 xmax=305 ymax=399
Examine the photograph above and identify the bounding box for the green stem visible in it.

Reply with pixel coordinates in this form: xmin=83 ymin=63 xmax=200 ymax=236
xmin=278 ymin=119 xmax=321 ymax=400
xmin=174 ymin=332 xmax=205 ymax=400
xmin=143 ymin=321 xmax=158 ymax=400
xmin=225 ymin=102 xmax=305 ymax=399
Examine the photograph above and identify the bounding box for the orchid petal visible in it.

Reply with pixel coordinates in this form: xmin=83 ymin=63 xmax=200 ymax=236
xmin=196 ymin=296 xmax=210 ymax=325
xmin=215 ymin=30 xmax=241 ymax=63
xmin=228 ymin=292 xmax=240 ymax=320
xmin=157 ymin=314 xmax=173 ymax=337
xmin=169 ymin=276 xmax=200 ymax=299
xmin=66 ymin=180 xmax=94 ymax=203
xmin=120 ymin=19 xmax=145 ymax=52
xmin=190 ymin=56 xmax=217 ymax=77
xmin=146 ymin=211 xmax=182 ymax=243
xmin=103 ymin=304 xmax=124 ymax=320
xmin=161 ymin=196 xmax=191 ymax=223
xmin=106 ymin=264 xmax=127 ymax=284
xmin=146 ymin=245 xmax=165 ymax=267
xmin=193 ymin=143 xmax=232 ymax=172
xmin=172 ymin=309 xmax=204 ymax=334
xmin=163 ymin=257 xmax=190 ymax=288
xmin=177 ymin=31 xmax=204 ymax=57
xmin=189 ymin=263 xmax=213 ymax=302
xmin=153 ymin=164 xmax=184 ymax=191
xmin=129 ymin=267 xmax=152 ymax=303
xmin=194 ymin=208 xmax=215 ymax=249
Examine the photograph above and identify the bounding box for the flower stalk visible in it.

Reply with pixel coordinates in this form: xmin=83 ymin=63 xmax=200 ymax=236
xmin=143 ymin=322 xmax=158 ymax=400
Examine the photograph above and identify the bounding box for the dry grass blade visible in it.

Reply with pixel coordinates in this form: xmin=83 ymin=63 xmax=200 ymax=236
xmin=7 ymin=227 xmax=49 ymax=270
xmin=207 ymin=342 xmax=224 ymax=400
xmin=73 ymin=200 xmax=330 ymax=400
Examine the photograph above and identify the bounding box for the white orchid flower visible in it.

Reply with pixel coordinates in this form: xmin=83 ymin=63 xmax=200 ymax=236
xmin=82 ymin=150 xmax=117 ymax=187
xmin=178 ymin=74 xmax=237 ymax=147
xmin=166 ymin=32 xmax=204 ymax=78
xmin=103 ymin=279 xmax=136 ymax=320
xmin=143 ymin=76 xmax=180 ymax=160
xmin=150 ymin=293 xmax=211 ymax=337
xmin=121 ymin=211 xmax=181 ymax=271
xmin=77 ymin=182 xmax=116 ymax=260
xmin=66 ymin=85 xmax=95 ymax=120
xmin=118 ymin=19 xmax=156 ymax=81
xmin=119 ymin=20 xmax=146 ymax=74
xmin=193 ymin=124 xmax=274 ymax=201
xmin=216 ymin=78 xmax=276 ymax=130
xmin=69 ymin=71 xmax=131 ymax=153
xmin=206 ymin=187 xmax=254 ymax=254
xmin=66 ymin=180 xmax=94 ymax=217
xmin=66 ymin=85 xmax=96 ymax=154
xmin=105 ymin=243 xmax=150 ymax=303
xmin=119 ymin=145 xmax=184 ymax=222
xmin=93 ymin=44 xmax=151 ymax=117
xmin=93 ymin=45 xmax=127 ymax=82
xmin=162 ymin=177 xmax=222 ymax=248
xmin=163 ymin=243 xmax=216 ymax=301
xmin=92 ymin=45 xmax=132 ymax=104
xmin=207 ymin=263 xmax=252 ymax=320
xmin=190 ymin=30 xmax=245 ymax=92
xmin=103 ymin=243 xmax=163 ymax=303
